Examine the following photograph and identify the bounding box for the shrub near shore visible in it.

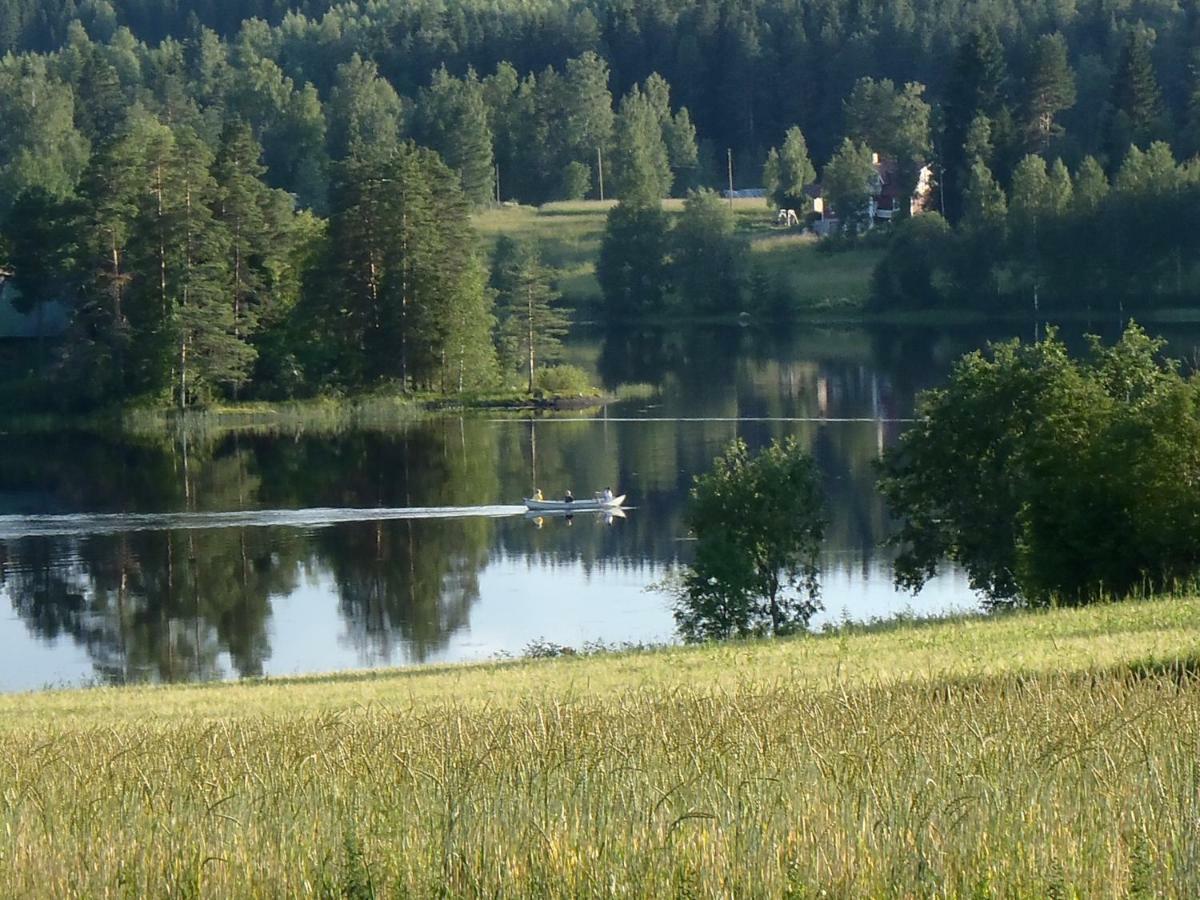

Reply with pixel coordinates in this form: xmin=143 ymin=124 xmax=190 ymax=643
xmin=1 ymin=598 xmax=1198 ymax=896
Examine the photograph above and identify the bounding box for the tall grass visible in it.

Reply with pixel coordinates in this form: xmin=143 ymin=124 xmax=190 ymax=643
xmin=2 ymin=598 xmax=1198 ymax=896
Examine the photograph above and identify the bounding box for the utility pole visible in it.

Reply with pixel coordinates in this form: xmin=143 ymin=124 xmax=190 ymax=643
xmin=727 ymin=148 xmax=734 ymax=209
xmin=596 ymin=147 xmax=605 ymax=202
xmin=495 ymin=164 xmax=501 ymax=204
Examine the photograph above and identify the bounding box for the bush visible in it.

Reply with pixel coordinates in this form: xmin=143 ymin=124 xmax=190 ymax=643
xmin=670 ymin=437 xmax=826 ymax=641
xmin=869 ymin=212 xmax=953 ymax=309
xmin=879 ymin=323 xmax=1200 ymax=607
xmin=534 ymin=364 xmax=593 ymax=395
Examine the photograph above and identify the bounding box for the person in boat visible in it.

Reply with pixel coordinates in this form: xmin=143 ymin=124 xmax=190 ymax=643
xmin=602 ymin=487 xmax=614 ymax=503
xmin=533 ymin=488 xmax=544 ymax=501
xmin=563 ymin=490 xmax=574 ymax=503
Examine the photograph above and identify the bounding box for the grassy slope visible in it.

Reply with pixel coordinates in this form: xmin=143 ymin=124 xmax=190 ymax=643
xmin=2 ymin=599 xmax=1198 ymax=896
xmin=473 ymin=199 xmax=881 ymax=310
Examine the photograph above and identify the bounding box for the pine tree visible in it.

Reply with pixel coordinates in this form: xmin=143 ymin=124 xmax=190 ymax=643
xmin=214 ymin=122 xmax=270 ymax=342
xmin=324 ymin=143 xmax=497 ymax=392
xmin=494 ymin=239 xmax=569 ymax=393
xmin=413 ymin=66 xmax=495 ymax=206
xmin=1023 ymin=33 xmax=1076 ymax=152
xmin=172 ymin=126 xmax=251 ymax=405
xmin=68 ymin=111 xmax=154 ymax=401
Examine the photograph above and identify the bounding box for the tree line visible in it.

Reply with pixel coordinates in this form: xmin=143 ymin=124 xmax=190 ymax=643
xmin=5 ymin=0 xmax=1200 ymax=180
xmin=2 ymin=0 xmax=1200 ymax=209
xmin=872 ymin=141 xmax=1200 ymax=312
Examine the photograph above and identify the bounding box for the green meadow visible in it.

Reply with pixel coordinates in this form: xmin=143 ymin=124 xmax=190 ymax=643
xmin=472 ymin=199 xmax=881 ymax=311
xmin=2 ymin=597 xmax=1198 ymax=896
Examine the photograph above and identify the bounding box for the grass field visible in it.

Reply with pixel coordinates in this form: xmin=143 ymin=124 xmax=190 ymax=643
xmin=472 ymin=199 xmax=881 ymax=311
xmin=2 ymin=598 xmax=1199 ymax=896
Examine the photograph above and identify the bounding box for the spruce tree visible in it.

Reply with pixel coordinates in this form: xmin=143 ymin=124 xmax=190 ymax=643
xmin=413 ymin=66 xmax=495 ymax=206
xmin=1109 ymin=32 xmax=1165 ymax=155
xmin=493 ymin=239 xmax=569 ymax=393
xmin=941 ymin=27 xmax=1008 ymax=222
xmin=763 ymin=126 xmax=816 ymax=211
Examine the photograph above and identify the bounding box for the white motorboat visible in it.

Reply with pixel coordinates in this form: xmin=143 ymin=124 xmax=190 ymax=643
xmin=524 ymin=493 xmax=625 ymax=511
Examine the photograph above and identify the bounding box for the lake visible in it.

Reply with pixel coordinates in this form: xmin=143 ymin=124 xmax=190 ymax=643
xmin=3 ymin=316 xmax=1197 ymax=691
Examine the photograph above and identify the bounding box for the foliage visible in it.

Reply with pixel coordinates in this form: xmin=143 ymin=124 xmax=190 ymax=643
xmin=822 ymin=138 xmax=876 ymax=235
xmin=596 ymin=200 xmax=670 ymax=317
xmin=843 ymin=78 xmax=931 ymax=214
xmin=670 ymin=189 xmax=748 ymax=312
xmin=611 ymin=83 xmax=672 ymax=205
xmin=492 ymin=238 xmax=570 ymax=392
xmin=871 ymin=143 xmax=1200 ymax=310
xmin=879 ymin=324 xmax=1200 ymax=607
xmin=869 ymin=212 xmax=952 ymax=307
xmin=533 ymin=363 xmax=592 ymax=395
xmin=1023 ymin=33 xmax=1075 ymax=152
xmin=315 ymin=143 xmax=497 ymax=393
xmin=762 ymin=126 xmax=816 ymax=212
xmin=672 ymin=437 xmax=825 ymax=641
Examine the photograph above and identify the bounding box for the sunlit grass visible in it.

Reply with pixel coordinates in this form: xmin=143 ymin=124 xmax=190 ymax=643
xmin=473 ymin=200 xmax=880 ymax=311
xmin=2 ymin=597 xmax=1198 ymax=896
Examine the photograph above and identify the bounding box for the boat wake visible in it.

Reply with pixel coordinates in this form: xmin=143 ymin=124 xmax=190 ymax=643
xmin=0 ymin=505 xmax=529 ymax=539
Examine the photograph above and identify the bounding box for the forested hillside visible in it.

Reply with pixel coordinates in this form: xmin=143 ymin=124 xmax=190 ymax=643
xmin=2 ymin=0 xmax=1200 ymax=411
xmin=3 ymin=0 xmax=1200 ymax=192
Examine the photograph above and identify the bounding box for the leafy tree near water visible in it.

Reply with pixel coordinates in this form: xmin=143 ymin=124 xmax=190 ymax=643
xmin=671 ymin=438 xmax=826 ymax=642
xmin=879 ymin=324 xmax=1200 ymax=607
xmin=596 ymin=200 xmax=670 ymax=317
xmin=670 ymin=189 xmax=748 ymax=312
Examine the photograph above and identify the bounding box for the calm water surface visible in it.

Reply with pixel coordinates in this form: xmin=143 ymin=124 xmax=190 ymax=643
xmin=4 ymin=318 xmax=1198 ymax=691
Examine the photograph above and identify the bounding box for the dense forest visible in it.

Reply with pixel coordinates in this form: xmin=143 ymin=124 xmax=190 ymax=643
xmin=3 ymin=0 xmax=1200 ymax=409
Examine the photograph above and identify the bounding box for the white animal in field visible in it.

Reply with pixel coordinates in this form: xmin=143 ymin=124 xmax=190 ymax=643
xmin=776 ymin=208 xmax=799 ymax=227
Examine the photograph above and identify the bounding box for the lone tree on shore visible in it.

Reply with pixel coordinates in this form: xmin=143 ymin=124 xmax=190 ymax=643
xmin=492 ymin=238 xmax=569 ymax=393
xmin=671 ymin=437 xmax=826 ymax=641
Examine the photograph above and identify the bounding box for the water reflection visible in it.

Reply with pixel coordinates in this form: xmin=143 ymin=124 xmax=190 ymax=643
xmin=6 ymin=319 xmax=1200 ymax=689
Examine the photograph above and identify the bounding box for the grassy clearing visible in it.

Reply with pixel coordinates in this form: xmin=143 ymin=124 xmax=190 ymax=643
xmin=474 ymin=199 xmax=880 ymax=311
xmin=1 ymin=598 xmax=1199 ymax=896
